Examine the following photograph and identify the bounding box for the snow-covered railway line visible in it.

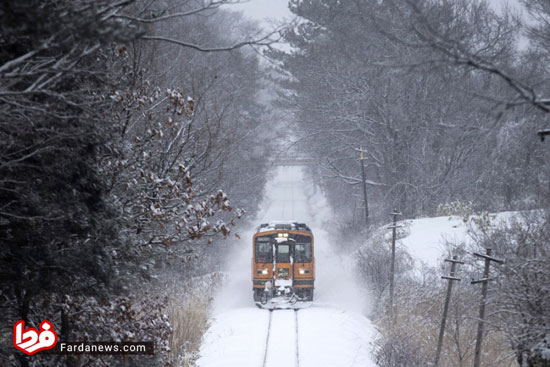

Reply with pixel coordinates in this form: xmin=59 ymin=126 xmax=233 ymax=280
xmin=197 ymin=167 xmax=378 ymax=367
xmin=262 ymin=310 xmax=300 ymax=367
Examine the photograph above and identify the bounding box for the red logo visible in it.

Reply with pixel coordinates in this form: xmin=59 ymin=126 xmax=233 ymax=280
xmin=14 ymin=320 xmax=58 ymax=355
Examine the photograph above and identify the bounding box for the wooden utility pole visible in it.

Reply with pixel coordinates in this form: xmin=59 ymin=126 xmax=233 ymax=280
xmin=471 ymin=249 xmax=504 ymax=367
xmin=359 ymin=150 xmax=369 ymax=224
xmin=434 ymin=255 xmax=464 ymax=367
xmin=387 ymin=211 xmax=401 ymax=308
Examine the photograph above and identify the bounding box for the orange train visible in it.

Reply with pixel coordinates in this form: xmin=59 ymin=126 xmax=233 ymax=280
xmin=252 ymin=222 xmax=315 ymax=308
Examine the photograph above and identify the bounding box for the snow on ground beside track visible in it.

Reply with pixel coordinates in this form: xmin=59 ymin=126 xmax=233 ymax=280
xmin=198 ymin=166 xmax=377 ymax=367
xmin=298 ymin=307 xmax=376 ymax=367
xmin=197 ymin=308 xmax=269 ymax=367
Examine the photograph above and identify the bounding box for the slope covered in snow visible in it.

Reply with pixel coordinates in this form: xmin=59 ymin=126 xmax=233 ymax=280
xmin=398 ymin=215 xmax=471 ymax=268
xmin=197 ymin=166 xmax=377 ymax=367
xmin=392 ymin=211 xmax=520 ymax=269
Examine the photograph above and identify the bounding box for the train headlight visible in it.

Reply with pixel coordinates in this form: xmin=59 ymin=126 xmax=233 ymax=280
xmin=257 ymin=268 xmax=269 ymax=275
xmin=277 ymin=233 xmax=289 ymax=238
xmin=298 ymin=268 xmax=310 ymax=275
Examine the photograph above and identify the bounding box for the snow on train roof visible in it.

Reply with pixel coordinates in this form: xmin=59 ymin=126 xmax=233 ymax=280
xmin=257 ymin=221 xmax=311 ymax=233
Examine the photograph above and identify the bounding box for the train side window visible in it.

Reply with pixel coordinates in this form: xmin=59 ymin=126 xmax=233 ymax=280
xmin=255 ymin=237 xmax=272 ymax=263
xmin=277 ymin=244 xmax=291 ymax=263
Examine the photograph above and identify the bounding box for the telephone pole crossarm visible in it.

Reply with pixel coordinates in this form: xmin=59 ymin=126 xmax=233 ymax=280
xmin=386 ymin=224 xmax=403 ymax=229
xmin=444 ymin=258 xmax=465 ymax=265
xmin=441 ymin=276 xmax=462 ymax=281
xmin=470 ymin=277 xmax=496 ymax=285
xmin=472 ymin=252 xmax=505 ymax=264
xmin=537 ymin=129 xmax=550 ymax=142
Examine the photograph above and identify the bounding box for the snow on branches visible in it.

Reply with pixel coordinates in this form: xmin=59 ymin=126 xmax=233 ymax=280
xmin=105 ymin=81 xmax=246 ymax=254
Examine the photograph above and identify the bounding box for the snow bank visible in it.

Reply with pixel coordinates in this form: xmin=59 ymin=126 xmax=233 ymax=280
xmin=398 ymin=215 xmax=470 ymax=268
xmin=390 ymin=211 xmax=523 ymax=269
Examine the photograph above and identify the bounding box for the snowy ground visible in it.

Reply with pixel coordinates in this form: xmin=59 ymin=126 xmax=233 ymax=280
xmin=398 ymin=215 xmax=472 ymax=269
xmin=197 ymin=166 xmax=377 ymax=367
xmin=395 ymin=211 xmax=520 ymax=269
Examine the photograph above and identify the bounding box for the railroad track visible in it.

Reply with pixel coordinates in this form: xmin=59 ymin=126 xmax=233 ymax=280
xmin=262 ymin=309 xmax=300 ymax=367
xmin=262 ymin=310 xmax=273 ymax=367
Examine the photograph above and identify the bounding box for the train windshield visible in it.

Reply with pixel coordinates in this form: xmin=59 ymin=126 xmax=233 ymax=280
xmin=255 ymin=236 xmax=272 ymax=263
xmin=294 ymin=235 xmax=312 ymax=263
xmin=277 ymin=243 xmax=291 ymax=263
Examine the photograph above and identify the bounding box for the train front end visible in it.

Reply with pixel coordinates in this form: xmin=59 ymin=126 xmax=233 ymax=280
xmin=252 ymin=222 xmax=315 ymax=309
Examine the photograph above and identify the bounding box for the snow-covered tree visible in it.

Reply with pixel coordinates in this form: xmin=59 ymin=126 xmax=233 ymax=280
xmin=0 ymin=0 xmax=273 ymax=366
xmin=268 ymin=0 xmax=550 ymax=224
xmin=472 ymin=212 xmax=550 ymax=366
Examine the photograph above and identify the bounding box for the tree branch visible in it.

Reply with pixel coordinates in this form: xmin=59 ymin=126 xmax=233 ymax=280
xmin=113 ymin=0 xmax=243 ymax=23
xmin=140 ymin=29 xmax=283 ymax=52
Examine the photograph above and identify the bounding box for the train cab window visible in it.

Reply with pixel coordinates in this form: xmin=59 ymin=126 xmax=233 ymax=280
xmin=277 ymin=243 xmax=291 ymax=263
xmin=255 ymin=237 xmax=272 ymax=263
xmin=294 ymin=236 xmax=312 ymax=263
